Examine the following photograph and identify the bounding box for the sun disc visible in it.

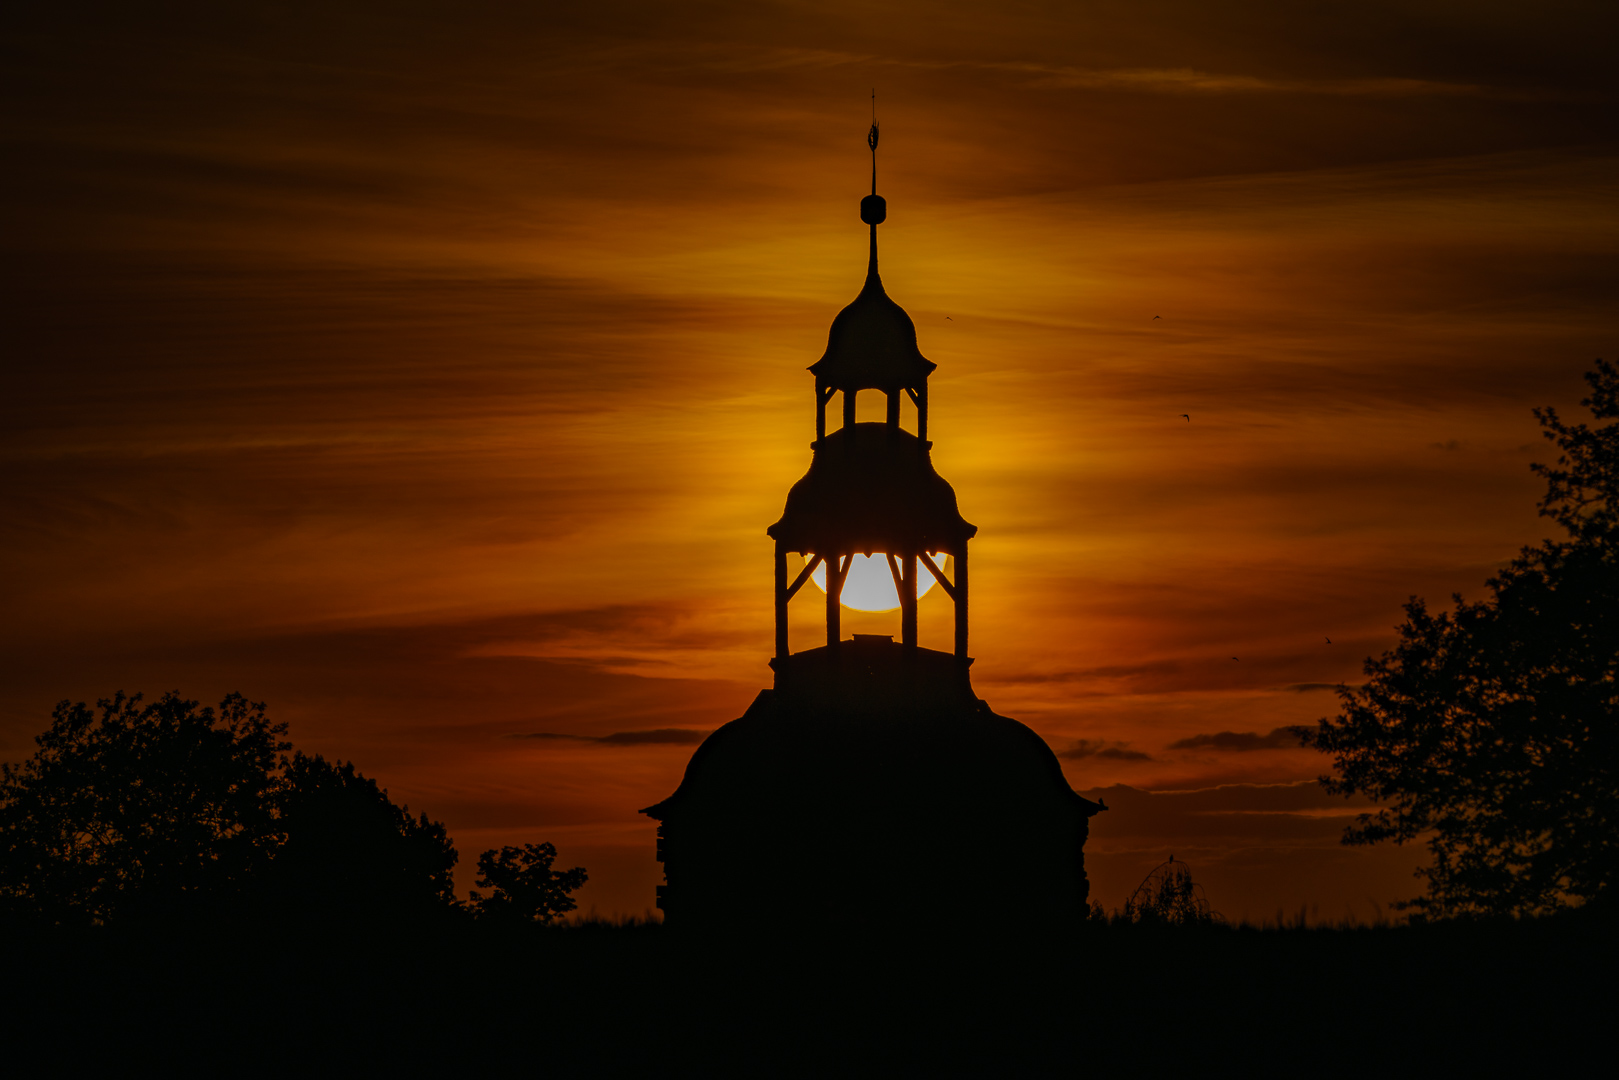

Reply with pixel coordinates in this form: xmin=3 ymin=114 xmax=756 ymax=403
xmin=808 ymin=553 xmax=941 ymax=612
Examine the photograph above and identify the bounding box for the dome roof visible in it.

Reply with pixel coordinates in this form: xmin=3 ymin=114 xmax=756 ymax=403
xmin=640 ymin=640 xmax=1105 ymax=928
xmin=767 ymin=422 xmax=976 ymax=556
xmin=808 ymin=234 xmax=936 ymax=392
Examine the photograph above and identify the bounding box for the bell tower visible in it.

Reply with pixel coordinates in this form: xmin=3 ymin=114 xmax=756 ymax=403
xmin=767 ymin=119 xmax=977 ymax=672
xmin=641 ymin=123 xmax=1102 ymax=929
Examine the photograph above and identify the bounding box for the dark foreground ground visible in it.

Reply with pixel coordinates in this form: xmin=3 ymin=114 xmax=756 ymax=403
xmin=4 ymin=913 xmax=1613 ymax=1074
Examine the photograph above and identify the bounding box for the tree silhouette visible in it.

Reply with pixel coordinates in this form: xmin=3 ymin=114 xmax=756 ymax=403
xmin=1305 ymin=360 xmax=1619 ymax=917
xmin=267 ymin=753 xmax=459 ymax=922
xmin=0 ymin=692 xmax=464 ymax=925
xmin=469 ymin=842 xmax=587 ymax=925
xmin=0 ymin=691 xmax=288 ymax=925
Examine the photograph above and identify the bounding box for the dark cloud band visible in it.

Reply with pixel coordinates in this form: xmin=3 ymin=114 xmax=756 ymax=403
xmin=512 ymin=728 xmax=710 ymax=746
xmin=1168 ymin=726 xmax=1311 ymax=752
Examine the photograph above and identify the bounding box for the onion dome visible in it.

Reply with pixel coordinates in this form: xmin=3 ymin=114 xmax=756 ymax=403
xmin=767 ymin=422 xmax=976 ymax=557
xmin=809 ymin=232 xmax=936 ymax=393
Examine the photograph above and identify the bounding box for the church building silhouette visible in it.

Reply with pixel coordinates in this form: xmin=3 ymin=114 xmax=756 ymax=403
xmin=642 ymin=124 xmax=1104 ymax=928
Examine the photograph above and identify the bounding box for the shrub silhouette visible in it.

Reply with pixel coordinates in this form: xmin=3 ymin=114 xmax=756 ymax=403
xmin=469 ymin=843 xmax=588 ymax=925
xmin=1305 ymin=360 xmax=1619 ymax=918
xmin=1122 ymin=857 xmax=1218 ymax=926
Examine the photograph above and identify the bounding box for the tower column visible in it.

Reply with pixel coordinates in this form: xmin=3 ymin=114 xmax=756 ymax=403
xmin=843 ymin=389 xmax=857 ymax=433
xmin=826 ymin=553 xmax=844 ymax=648
xmin=954 ymin=546 xmax=969 ymax=663
xmin=774 ymin=543 xmax=788 ymax=662
xmin=902 ymin=552 xmax=918 ymax=648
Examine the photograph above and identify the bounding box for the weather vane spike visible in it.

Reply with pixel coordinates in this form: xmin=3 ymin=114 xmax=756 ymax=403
xmin=859 ymin=93 xmax=887 ymax=229
xmin=868 ymin=90 xmax=880 ymax=197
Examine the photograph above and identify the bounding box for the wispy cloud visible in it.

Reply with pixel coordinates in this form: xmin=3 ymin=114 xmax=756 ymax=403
xmin=650 ymin=44 xmax=1493 ymax=99
xmin=995 ymin=63 xmax=1484 ymax=98
xmin=511 ymin=728 xmax=710 ymax=746
xmin=1060 ymin=739 xmax=1153 ymax=762
xmin=1168 ymin=726 xmax=1311 ymax=752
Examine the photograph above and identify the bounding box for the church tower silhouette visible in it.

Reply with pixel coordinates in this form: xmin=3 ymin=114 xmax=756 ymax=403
xmin=642 ymin=124 xmax=1103 ymax=929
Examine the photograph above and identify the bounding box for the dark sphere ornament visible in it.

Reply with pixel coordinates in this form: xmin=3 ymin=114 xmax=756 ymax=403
xmin=860 ymin=194 xmax=887 ymax=225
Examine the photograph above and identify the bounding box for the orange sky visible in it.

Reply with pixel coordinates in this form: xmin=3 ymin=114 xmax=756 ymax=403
xmin=6 ymin=1 xmax=1618 ymax=921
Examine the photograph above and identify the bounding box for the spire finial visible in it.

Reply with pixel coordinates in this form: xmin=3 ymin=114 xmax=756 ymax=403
xmin=868 ymin=89 xmax=879 ymax=196
xmin=859 ymin=93 xmax=887 ymax=259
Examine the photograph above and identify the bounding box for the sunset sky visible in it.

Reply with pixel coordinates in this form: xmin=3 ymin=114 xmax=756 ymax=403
xmin=6 ymin=1 xmax=1618 ymax=921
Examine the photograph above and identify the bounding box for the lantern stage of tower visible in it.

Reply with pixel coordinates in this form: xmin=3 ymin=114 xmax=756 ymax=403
xmin=767 ymin=122 xmax=976 ymax=672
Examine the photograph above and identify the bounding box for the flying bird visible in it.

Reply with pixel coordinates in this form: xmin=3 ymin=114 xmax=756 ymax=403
xmin=1326 ymin=636 xmax=1333 ymax=644
xmin=1152 ymin=315 xmax=1161 ymax=320
xmin=945 ymin=316 xmax=952 ymax=321
xmin=1231 ymin=657 xmax=1240 ymax=661
xmin=1181 ymin=414 xmax=1190 ymax=421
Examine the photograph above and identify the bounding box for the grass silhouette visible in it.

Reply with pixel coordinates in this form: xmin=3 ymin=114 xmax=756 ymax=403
xmin=5 ymin=908 xmax=1612 ymax=1073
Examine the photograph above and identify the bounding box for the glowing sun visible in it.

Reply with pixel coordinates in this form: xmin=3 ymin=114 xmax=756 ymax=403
xmin=807 ymin=553 xmax=945 ymax=612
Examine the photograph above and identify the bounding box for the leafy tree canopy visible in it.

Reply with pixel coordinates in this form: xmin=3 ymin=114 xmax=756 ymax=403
xmin=0 ymin=691 xmax=288 ymax=925
xmin=0 ymin=691 xmax=547 ymax=927
xmin=1305 ymin=360 xmax=1619 ymax=918
xmin=268 ymin=752 xmax=459 ymax=921
xmin=469 ymin=842 xmax=588 ymax=925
